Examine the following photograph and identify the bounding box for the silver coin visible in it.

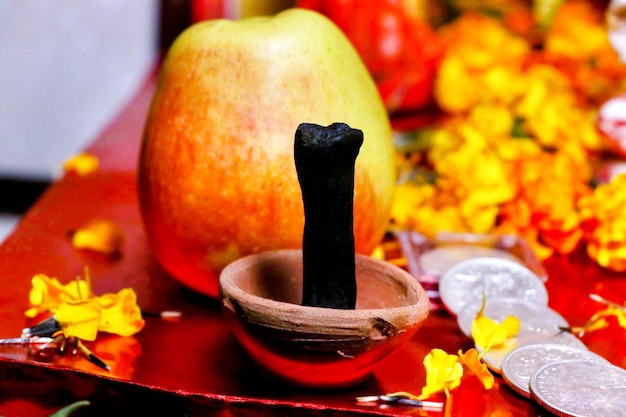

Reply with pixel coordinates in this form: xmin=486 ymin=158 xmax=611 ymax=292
xmin=419 ymin=245 xmax=519 ymax=277
xmin=439 ymin=257 xmax=548 ymax=316
xmin=476 ymin=322 xmax=587 ymax=374
xmin=530 ymin=359 xmax=626 ymax=417
xmin=456 ymin=297 xmax=569 ymax=337
xmin=501 ymin=343 xmax=610 ymax=398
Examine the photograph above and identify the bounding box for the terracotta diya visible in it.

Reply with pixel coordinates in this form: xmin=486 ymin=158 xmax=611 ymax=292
xmin=219 ymin=123 xmax=429 ymax=388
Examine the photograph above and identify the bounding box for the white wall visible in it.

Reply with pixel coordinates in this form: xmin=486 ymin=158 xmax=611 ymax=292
xmin=0 ymin=0 xmax=160 ymax=180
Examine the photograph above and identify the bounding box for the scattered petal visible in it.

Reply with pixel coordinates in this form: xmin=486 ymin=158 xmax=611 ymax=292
xmin=71 ymin=220 xmax=124 ymax=255
xmin=471 ymin=295 xmax=520 ymax=352
xmin=458 ymin=348 xmax=494 ymax=390
xmin=63 ymin=153 xmax=99 ymax=176
xmin=96 ymin=289 xmax=145 ymax=337
xmin=63 ymin=152 xmax=100 ymax=176
xmin=55 ymin=300 xmax=102 ymax=341
xmin=418 ymin=348 xmax=463 ymax=399
xmin=25 ymin=274 xmax=90 ymax=318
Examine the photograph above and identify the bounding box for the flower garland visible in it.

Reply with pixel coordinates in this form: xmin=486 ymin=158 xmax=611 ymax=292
xmin=391 ymin=0 xmax=626 ymax=270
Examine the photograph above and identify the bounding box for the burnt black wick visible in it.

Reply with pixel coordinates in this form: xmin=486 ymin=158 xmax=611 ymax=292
xmin=294 ymin=122 xmax=363 ymax=309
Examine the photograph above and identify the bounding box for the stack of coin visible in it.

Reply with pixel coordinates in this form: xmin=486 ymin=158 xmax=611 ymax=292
xmin=501 ymin=343 xmax=609 ymax=399
xmin=529 ymin=359 xmax=626 ymax=416
xmin=456 ymin=297 xmax=586 ymax=373
xmin=439 ymin=257 xmax=585 ymax=373
xmin=439 ymin=256 xmax=626 ymax=415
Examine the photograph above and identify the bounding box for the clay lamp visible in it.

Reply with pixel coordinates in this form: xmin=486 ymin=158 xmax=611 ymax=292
xmin=219 ymin=123 xmax=430 ymax=388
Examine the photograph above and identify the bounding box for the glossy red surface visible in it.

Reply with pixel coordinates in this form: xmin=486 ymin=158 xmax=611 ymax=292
xmin=0 ymin=68 xmax=625 ymax=416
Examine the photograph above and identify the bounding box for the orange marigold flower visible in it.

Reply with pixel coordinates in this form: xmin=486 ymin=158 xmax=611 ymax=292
xmin=579 ymin=174 xmax=626 ymax=271
xmin=496 ymin=150 xmax=591 ymax=259
xmin=546 ymin=0 xmax=613 ymax=60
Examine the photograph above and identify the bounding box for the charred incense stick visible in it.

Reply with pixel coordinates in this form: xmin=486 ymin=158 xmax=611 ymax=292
xmin=294 ymin=122 xmax=363 ymax=309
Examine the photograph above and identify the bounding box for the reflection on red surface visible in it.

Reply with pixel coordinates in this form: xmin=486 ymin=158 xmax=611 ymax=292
xmin=0 ymin=68 xmax=623 ymax=416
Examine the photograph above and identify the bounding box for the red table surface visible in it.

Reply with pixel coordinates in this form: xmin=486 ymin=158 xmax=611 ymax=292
xmin=1 ymin=68 xmax=625 ymax=417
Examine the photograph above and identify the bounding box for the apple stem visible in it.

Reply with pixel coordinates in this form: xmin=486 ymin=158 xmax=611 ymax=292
xmin=294 ymin=122 xmax=363 ymax=309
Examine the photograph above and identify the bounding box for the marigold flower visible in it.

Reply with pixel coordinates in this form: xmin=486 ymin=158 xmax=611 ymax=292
xmin=391 ymin=2 xmax=626 ymax=272
xmin=25 ymin=274 xmax=90 ymax=318
xmin=24 ymin=270 xmax=144 ymax=341
xmin=579 ymin=174 xmax=626 ymax=271
xmin=546 ymin=0 xmax=613 ymax=60
xmin=435 ymin=14 xmax=529 ymax=113
xmin=418 ymin=348 xmax=463 ymax=399
xmin=63 ymin=153 xmax=100 ymax=176
xmin=55 ymin=299 xmax=102 ymax=341
xmin=96 ymin=289 xmax=144 ymax=337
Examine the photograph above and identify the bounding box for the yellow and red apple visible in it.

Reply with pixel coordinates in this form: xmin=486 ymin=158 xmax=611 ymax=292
xmin=138 ymin=8 xmax=396 ymax=297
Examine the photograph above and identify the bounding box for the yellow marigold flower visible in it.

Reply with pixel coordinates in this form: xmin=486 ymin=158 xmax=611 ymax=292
xmin=96 ymin=289 xmax=144 ymax=337
xmin=435 ymin=57 xmax=478 ymax=113
xmin=24 ymin=270 xmax=144 ymax=340
xmin=439 ymin=14 xmax=529 ymax=70
xmin=435 ymin=14 xmax=529 ymax=113
xmin=390 ymin=182 xmax=433 ymax=229
xmin=472 ymin=295 xmax=520 ymax=352
xmin=418 ymin=348 xmax=463 ymax=399
xmin=63 ymin=153 xmax=100 ymax=176
xmin=579 ymin=174 xmax=626 ymax=271
xmin=458 ymin=348 xmax=494 ymax=390
xmin=55 ymin=299 xmax=102 ymax=341
xmin=25 ymin=274 xmax=90 ymax=318
xmin=72 ymin=220 xmax=124 ymax=255
xmin=468 ymin=104 xmax=513 ymax=139
xmin=391 ymin=3 xmax=625 ymax=268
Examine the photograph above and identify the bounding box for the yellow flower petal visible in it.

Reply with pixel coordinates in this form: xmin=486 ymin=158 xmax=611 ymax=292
xmin=458 ymin=348 xmax=494 ymax=390
xmin=418 ymin=349 xmax=463 ymax=399
xmin=471 ymin=295 xmax=520 ymax=352
xmin=95 ymin=289 xmax=145 ymax=337
xmin=585 ymin=305 xmax=626 ymax=333
xmin=72 ymin=220 xmax=124 ymax=255
xmin=25 ymin=274 xmax=90 ymax=317
xmin=63 ymin=153 xmax=99 ymax=176
xmin=55 ymin=300 xmax=102 ymax=341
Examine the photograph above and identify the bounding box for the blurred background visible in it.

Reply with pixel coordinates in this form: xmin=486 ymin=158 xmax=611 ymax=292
xmin=0 ymin=0 xmax=296 ymax=242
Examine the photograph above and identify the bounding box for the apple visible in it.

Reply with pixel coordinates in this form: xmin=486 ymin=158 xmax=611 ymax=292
xmin=138 ymin=8 xmax=396 ymax=297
